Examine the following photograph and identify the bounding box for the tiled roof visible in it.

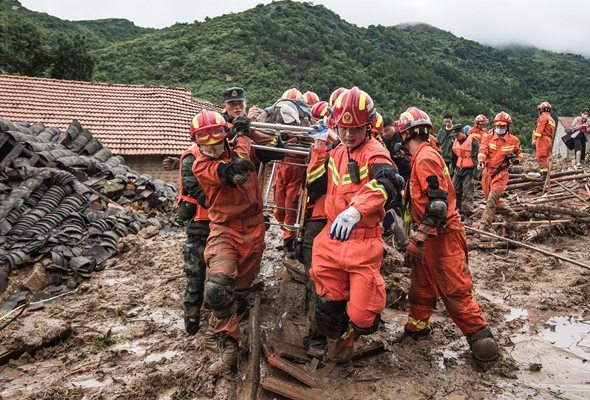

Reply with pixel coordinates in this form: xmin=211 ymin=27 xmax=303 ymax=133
xmin=0 ymin=74 xmax=222 ymax=155
xmin=557 ymin=117 xmax=575 ymax=132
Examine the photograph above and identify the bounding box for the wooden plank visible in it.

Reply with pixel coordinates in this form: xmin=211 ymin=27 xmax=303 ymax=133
xmin=0 ymin=142 xmax=24 ymax=171
xmin=266 ymin=353 xmax=322 ymax=388
xmin=0 ymin=132 xmax=10 ymax=148
xmin=269 ymin=337 xmax=311 ymax=363
xmin=261 ymin=375 xmax=327 ymax=400
xmin=247 ymin=295 xmax=261 ymax=400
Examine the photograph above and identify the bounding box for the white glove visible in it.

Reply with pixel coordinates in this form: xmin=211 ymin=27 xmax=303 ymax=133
xmin=330 ymin=206 xmax=361 ymax=241
xmin=309 ymin=122 xmax=329 ymax=142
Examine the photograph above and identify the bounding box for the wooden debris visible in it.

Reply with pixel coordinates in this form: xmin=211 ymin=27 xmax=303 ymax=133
xmin=261 ymin=375 xmax=327 ymax=400
xmin=265 ymin=351 xmax=322 ymax=388
xmin=505 ymin=173 xmax=590 ymax=191
xmin=269 ymin=336 xmax=312 ymax=363
xmin=522 ymin=204 xmax=589 ymax=218
xmin=247 ymin=295 xmax=261 ymax=400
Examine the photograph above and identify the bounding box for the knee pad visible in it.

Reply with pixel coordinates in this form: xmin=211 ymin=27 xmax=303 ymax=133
xmin=314 ymin=297 xmax=349 ymax=340
xmin=351 ymin=313 xmax=381 ymax=336
xmin=204 ymin=273 xmax=236 ymax=319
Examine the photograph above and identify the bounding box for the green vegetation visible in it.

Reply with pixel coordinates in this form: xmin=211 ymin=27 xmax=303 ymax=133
xmin=3 ymin=0 xmax=590 ymax=150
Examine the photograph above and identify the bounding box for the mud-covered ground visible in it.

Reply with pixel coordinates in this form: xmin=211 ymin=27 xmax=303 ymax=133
xmin=1 ymin=158 xmax=589 ymax=400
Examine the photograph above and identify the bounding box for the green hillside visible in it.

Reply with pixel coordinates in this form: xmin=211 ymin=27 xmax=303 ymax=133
xmin=3 ymin=0 xmax=590 ymax=150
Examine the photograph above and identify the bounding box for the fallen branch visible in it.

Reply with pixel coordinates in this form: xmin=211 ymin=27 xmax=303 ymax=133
xmin=465 ymin=226 xmax=590 ymax=271
xmin=554 ymin=181 xmax=589 ymax=204
xmin=521 ymin=204 xmax=589 ymax=218
xmin=505 ymin=173 xmax=590 ymax=191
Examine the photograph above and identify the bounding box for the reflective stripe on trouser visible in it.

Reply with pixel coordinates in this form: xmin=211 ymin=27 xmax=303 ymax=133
xmin=310 ymin=226 xmax=386 ymax=329
xmin=405 ymin=229 xmax=488 ymax=335
xmin=451 ymin=168 xmax=475 ymax=209
xmin=481 ymin=168 xmax=509 ymax=208
xmin=204 ymin=221 xmax=265 ymax=341
xmin=183 ymin=234 xmax=208 ymax=313
xmin=536 ymin=135 xmax=551 ymax=172
xmin=273 ymin=163 xmax=305 ymax=241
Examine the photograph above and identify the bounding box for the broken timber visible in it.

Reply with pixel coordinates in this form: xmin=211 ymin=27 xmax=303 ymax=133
xmin=262 ymin=344 xmax=322 ymax=388
xmin=505 ymin=173 xmax=590 ymax=191
xmin=247 ymin=294 xmax=261 ymax=400
xmin=261 ymin=375 xmax=327 ymax=400
xmin=521 ymin=204 xmax=589 ymax=218
xmin=466 ymin=226 xmax=590 ymax=271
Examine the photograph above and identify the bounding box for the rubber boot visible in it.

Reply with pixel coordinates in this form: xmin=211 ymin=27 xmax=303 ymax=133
xmin=327 ymin=324 xmax=355 ymax=363
xmin=461 ymin=202 xmax=477 ymax=216
xmin=403 ymin=326 xmax=433 ymax=341
xmin=203 ymin=330 xmax=239 ymax=376
xmin=536 ymin=172 xmax=547 ymax=182
xmin=481 ymin=191 xmax=501 ymax=232
xmin=184 ymin=306 xmax=200 ymax=336
xmin=496 ymin=202 xmax=518 ymax=227
xmin=466 ymin=327 xmax=500 ymax=362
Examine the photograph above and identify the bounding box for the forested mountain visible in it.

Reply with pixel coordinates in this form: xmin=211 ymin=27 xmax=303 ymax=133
xmin=3 ymin=0 xmax=590 ymax=149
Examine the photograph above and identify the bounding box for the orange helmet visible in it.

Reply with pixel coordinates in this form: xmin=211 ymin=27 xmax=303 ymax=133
xmin=311 ymin=101 xmax=330 ymax=119
xmin=537 ymin=101 xmax=551 ymax=112
xmin=474 ymin=114 xmax=489 ymax=125
xmin=302 ymin=91 xmax=320 ymax=105
xmin=329 ymin=87 xmax=347 ymax=107
xmin=332 ymin=87 xmax=376 ymax=128
xmin=397 ymin=107 xmax=434 ymax=134
xmin=493 ymin=111 xmax=512 ymax=126
xmin=282 ymin=88 xmax=302 ymax=100
xmin=371 ymin=112 xmax=384 ymax=135
xmin=190 ymin=110 xmax=228 ymax=145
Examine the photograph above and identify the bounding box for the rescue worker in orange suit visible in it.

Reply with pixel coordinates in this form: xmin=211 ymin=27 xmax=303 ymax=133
xmin=477 ymin=111 xmax=522 ymax=232
xmin=176 ymin=135 xmax=210 ymax=336
xmin=306 ymin=87 xmax=404 ymax=362
xmin=532 ymin=101 xmax=556 ymax=180
xmin=399 ymin=107 xmax=500 ymax=362
xmin=468 ymin=114 xmax=489 ymax=142
xmin=192 ymin=110 xmax=265 ymax=376
xmin=451 ymin=124 xmax=479 ymax=215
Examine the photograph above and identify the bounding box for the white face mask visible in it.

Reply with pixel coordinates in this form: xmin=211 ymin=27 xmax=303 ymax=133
xmin=200 ymin=143 xmax=225 ymax=158
xmin=495 ymin=127 xmax=507 ymax=135
xmin=582 ymin=113 xmax=589 ymax=119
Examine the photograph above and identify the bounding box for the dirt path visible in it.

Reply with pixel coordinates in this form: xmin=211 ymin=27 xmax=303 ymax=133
xmin=1 ymin=222 xmax=589 ymax=399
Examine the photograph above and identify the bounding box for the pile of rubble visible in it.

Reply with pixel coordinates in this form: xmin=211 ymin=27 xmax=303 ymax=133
xmin=0 ymin=117 xmax=179 ymax=303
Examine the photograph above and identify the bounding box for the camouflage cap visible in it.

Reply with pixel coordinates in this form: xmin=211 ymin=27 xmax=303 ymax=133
xmin=222 ymin=87 xmax=246 ymax=103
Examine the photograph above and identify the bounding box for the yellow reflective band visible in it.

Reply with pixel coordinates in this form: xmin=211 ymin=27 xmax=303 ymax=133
xmin=488 ymin=143 xmax=497 ymax=150
xmin=267 ymin=137 xmax=278 ymax=146
xmin=407 ymin=316 xmax=429 ymax=330
xmin=501 ymin=145 xmax=515 ymax=151
xmin=359 ymin=92 xmax=367 ymax=111
xmin=549 ymin=121 xmax=556 ymax=127
xmin=341 ymin=163 xmax=369 ymax=185
xmin=533 ymin=132 xmax=542 ymax=138
xmin=540 ymin=168 xmax=548 ymax=173
xmin=307 ymin=164 xmax=326 ymax=184
xmin=478 ymin=153 xmax=486 ymax=159
xmin=366 ymin=180 xmax=388 ymax=204
xmin=284 ymin=226 xmax=298 ymax=232
xmin=442 ymin=166 xmax=449 ymax=176
xmin=328 ymin=157 xmax=340 ymax=186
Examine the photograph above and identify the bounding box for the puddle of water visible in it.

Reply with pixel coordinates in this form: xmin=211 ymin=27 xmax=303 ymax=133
xmin=434 ymin=349 xmax=460 ymax=370
xmin=70 ymin=377 xmax=111 ymax=388
xmin=539 ymin=316 xmax=590 ymax=360
xmin=145 ymin=350 xmax=179 ymax=362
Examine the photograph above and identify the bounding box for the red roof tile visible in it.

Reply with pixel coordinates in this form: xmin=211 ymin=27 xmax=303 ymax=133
xmin=0 ymin=74 xmax=222 ymax=155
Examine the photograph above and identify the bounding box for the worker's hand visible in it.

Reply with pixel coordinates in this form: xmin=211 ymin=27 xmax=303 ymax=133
xmin=247 ymin=105 xmax=261 ymax=120
xmin=506 ymin=153 xmax=519 ymax=165
xmin=309 ymin=122 xmax=329 ymax=142
xmin=477 ymin=161 xmax=485 ymax=170
xmin=404 ymin=237 xmax=426 ymax=269
xmin=330 ymin=206 xmax=361 ymax=241
xmin=531 ymin=139 xmax=536 ymax=147
xmin=162 ymin=157 xmax=180 ymax=170
xmin=233 ymin=116 xmax=251 ymax=137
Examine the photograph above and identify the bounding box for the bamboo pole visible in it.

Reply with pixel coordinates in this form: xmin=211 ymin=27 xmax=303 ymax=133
xmin=554 ymin=180 xmax=589 ymax=204
xmin=465 ymin=226 xmax=590 ymax=271
xmin=522 ymin=204 xmax=589 ymax=217
xmin=505 ymin=173 xmax=590 ymax=191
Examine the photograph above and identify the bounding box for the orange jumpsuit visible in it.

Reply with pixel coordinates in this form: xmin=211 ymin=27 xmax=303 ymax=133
xmin=273 ymin=153 xmax=306 ymax=242
xmin=405 ymin=142 xmax=488 ymax=335
xmin=194 ymin=136 xmax=265 ymax=341
xmin=533 ymin=112 xmax=556 ymax=174
xmin=307 ymin=138 xmax=394 ymax=329
xmin=477 ymin=132 xmax=522 ymax=207
xmin=467 ymin=126 xmax=487 ymax=142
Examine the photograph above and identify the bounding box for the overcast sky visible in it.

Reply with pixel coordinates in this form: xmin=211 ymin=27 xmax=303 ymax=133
xmin=18 ymin=0 xmax=590 ymax=57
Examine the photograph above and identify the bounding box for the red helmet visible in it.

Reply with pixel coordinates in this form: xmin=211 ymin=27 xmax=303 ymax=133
xmin=474 ymin=114 xmax=489 ymax=125
xmin=371 ymin=112 xmax=384 ymax=134
xmin=332 ymin=87 xmax=376 ymax=128
xmin=311 ymin=101 xmax=330 ymax=119
xmin=282 ymin=88 xmax=302 ymax=100
xmin=537 ymin=101 xmax=552 ymax=112
xmin=190 ymin=110 xmax=228 ymax=145
xmin=303 ymin=91 xmax=320 ymax=105
xmin=398 ymin=107 xmax=434 ymax=134
xmin=329 ymin=87 xmax=347 ymax=107
xmin=493 ymin=111 xmax=512 ymax=126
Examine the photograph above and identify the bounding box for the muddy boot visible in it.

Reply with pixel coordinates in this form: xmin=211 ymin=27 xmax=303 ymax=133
xmin=327 ymin=325 xmax=355 ymax=363
xmin=536 ymin=172 xmax=547 ymax=181
xmin=461 ymin=202 xmax=477 ymax=216
xmin=402 ymin=326 xmax=433 ymax=341
xmin=466 ymin=327 xmax=500 ymax=362
xmin=184 ymin=307 xmax=200 ymax=336
xmin=496 ymin=203 xmax=518 ymax=227
xmin=203 ymin=330 xmax=239 ymax=376
xmin=283 ymin=239 xmax=296 ymax=259
xmin=481 ymin=191 xmax=500 ymax=232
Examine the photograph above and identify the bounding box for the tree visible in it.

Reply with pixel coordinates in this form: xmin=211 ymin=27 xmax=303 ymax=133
xmin=49 ymin=33 xmax=95 ymax=81
xmin=0 ymin=12 xmax=50 ymax=76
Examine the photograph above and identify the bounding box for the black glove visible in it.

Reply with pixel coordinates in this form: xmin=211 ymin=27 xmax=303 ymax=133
xmin=506 ymin=154 xmax=519 ymax=165
xmin=217 ymin=153 xmax=256 ymax=186
xmin=232 ymin=116 xmax=251 ymax=137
